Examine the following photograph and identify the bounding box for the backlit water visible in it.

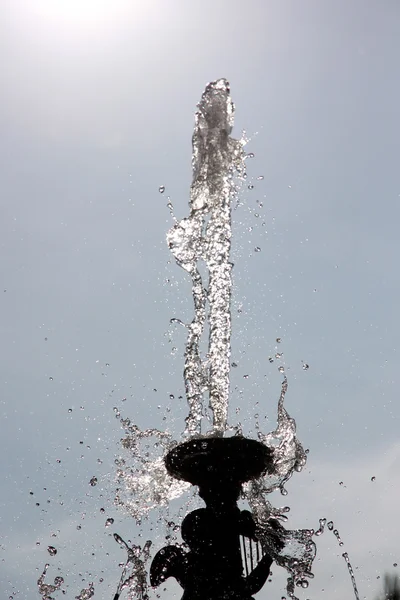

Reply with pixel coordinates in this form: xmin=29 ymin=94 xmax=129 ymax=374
xmin=37 ymin=79 xmax=360 ymax=600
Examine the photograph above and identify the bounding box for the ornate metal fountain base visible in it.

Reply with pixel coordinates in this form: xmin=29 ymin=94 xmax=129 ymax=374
xmin=150 ymin=436 xmax=276 ymax=600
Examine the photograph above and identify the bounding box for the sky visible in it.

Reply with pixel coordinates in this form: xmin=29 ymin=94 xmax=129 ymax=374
xmin=1 ymin=1 xmax=400 ymax=599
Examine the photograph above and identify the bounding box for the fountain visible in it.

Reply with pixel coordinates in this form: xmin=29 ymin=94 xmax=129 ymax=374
xmin=147 ymin=79 xmax=315 ymax=600
xmin=108 ymin=79 xmax=316 ymax=600
xmin=37 ymin=78 xmax=360 ymax=600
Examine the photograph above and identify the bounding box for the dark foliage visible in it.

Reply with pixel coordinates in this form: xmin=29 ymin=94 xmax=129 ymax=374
xmin=377 ymin=574 xmax=400 ymax=600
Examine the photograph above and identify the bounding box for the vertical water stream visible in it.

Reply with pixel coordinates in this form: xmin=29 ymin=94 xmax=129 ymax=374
xmin=167 ymin=78 xmax=244 ymax=435
xmin=166 ymin=79 xmax=316 ymax=599
xmin=37 ymin=78 xmax=360 ymax=600
xmin=162 ymin=79 xmax=360 ymax=600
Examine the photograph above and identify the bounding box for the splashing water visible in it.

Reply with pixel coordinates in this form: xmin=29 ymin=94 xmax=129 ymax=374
xmin=314 ymin=519 xmax=360 ymax=600
xmin=113 ymin=534 xmax=152 ymax=600
xmin=75 ymin=583 xmax=95 ymax=600
xmin=254 ymin=377 xmax=307 ymax=495
xmin=246 ymin=491 xmax=316 ymax=597
xmin=244 ymin=379 xmax=314 ymax=599
xmin=37 ymin=564 xmax=96 ymax=600
xmin=115 ymin=80 xmax=244 ymax=520
xmin=165 ymin=80 xmax=315 ymax=599
xmin=117 ymin=79 xmax=316 ymax=599
xmin=37 ymin=564 xmax=64 ymax=600
xmin=343 ymin=552 xmax=360 ymax=600
xmin=114 ymin=416 xmax=189 ymax=520
xmin=31 ymin=79 xmax=362 ymax=600
xmin=167 ymin=78 xmax=245 ymax=436
xmin=97 ymin=78 xmax=363 ymax=600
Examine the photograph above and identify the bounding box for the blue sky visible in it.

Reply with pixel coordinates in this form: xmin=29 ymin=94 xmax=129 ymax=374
xmin=1 ymin=1 xmax=399 ymax=599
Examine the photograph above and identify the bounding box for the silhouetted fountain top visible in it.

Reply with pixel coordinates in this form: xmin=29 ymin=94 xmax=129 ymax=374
xmin=165 ymin=436 xmax=275 ymax=488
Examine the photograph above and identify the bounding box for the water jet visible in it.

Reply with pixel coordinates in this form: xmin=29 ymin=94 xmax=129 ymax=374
xmin=139 ymin=79 xmax=314 ymax=600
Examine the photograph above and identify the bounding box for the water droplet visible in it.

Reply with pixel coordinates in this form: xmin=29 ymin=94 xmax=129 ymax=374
xmin=68 ymin=408 xmax=72 ymax=413
xmin=254 ymin=247 xmax=261 ymax=252
xmin=276 ymin=338 xmax=281 ymax=343
xmin=49 ymin=376 xmax=53 ymax=381
xmin=159 ymin=185 xmax=165 ymax=193
xmin=371 ymin=476 xmax=376 ymax=482
xmin=47 ymin=546 xmax=57 ymax=556
xmin=105 ymin=517 xmax=114 ymax=527
xmin=113 ymin=533 xmax=124 ymax=545
xmin=394 ymin=563 xmax=398 ymax=567
xmin=89 ymin=476 xmax=98 ymax=487
xmin=248 ymin=184 xmax=254 ymax=190
xmin=76 ymin=525 xmax=82 ymax=530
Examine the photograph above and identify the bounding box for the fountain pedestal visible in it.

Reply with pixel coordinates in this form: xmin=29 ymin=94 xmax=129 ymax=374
xmin=150 ymin=437 xmax=276 ymax=600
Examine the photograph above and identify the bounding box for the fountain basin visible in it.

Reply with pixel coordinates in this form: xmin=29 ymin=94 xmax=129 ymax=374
xmin=165 ymin=436 xmax=274 ymax=488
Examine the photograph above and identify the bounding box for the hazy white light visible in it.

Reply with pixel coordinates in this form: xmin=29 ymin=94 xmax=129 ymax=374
xmin=31 ymin=0 xmax=132 ymax=28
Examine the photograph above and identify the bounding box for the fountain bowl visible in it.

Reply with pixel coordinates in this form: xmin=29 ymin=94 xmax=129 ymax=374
xmin=165 ymin=436 xmax=274 ymax=487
